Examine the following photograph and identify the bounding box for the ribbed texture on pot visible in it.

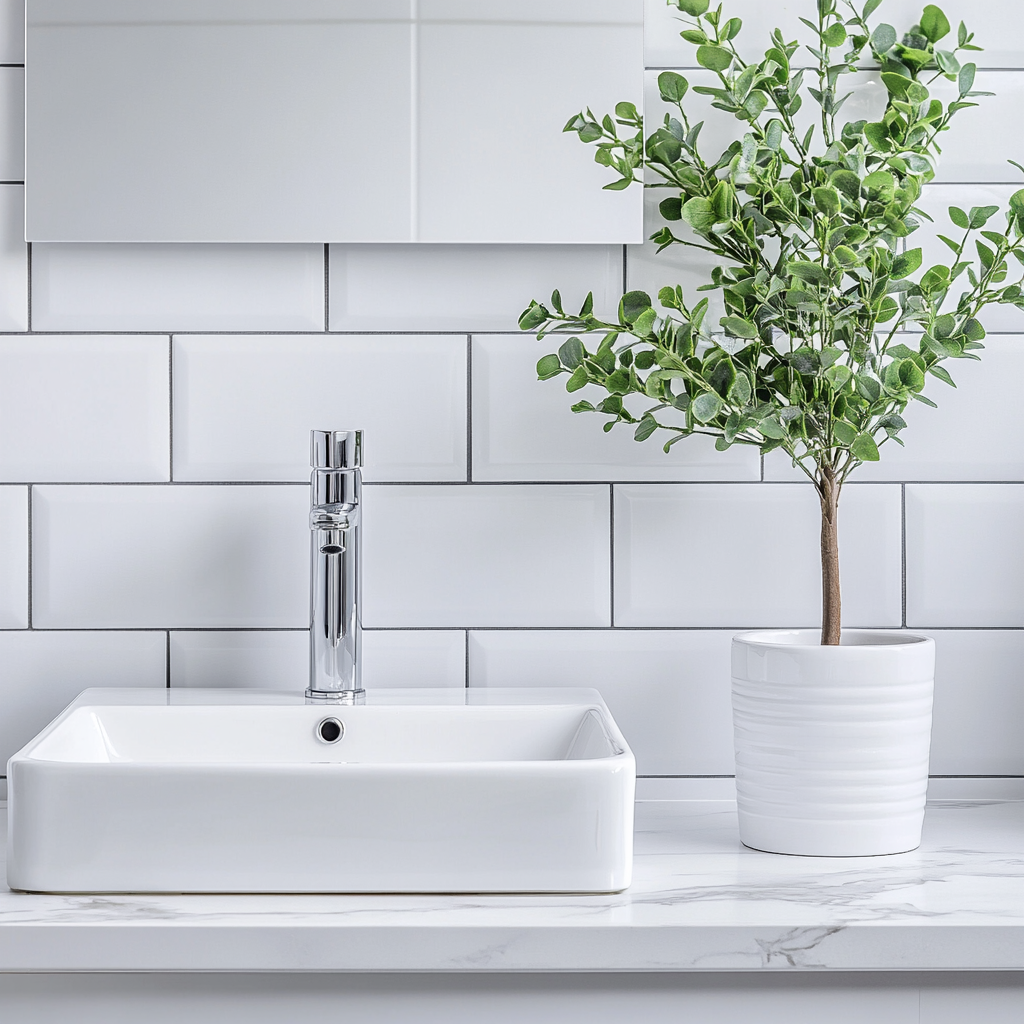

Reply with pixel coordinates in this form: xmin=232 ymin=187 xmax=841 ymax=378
xmin=731 ymin=630 xmax=935 ymax=857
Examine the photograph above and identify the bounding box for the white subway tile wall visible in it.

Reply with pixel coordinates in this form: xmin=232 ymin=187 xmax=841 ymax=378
xmin=0 ymin=2 xmax=25 ymax=65
xmin=0 ymin=336 xmax=169 ymax=482
xmin=173 ymin=335 xmax=467 ymax=482
xmin=3 ymin=0 xmax=1023 ymax=783
xmin=0 ymin=185 xmax=26 ymax=330
xmin=0 ymin=66 xmax=23 ymax=181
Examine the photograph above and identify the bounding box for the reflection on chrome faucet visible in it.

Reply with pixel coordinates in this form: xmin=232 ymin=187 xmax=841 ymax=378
xmin=307 ymin=430 xmax=363 ymax=704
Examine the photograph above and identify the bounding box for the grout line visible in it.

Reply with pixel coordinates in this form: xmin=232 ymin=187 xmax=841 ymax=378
xmin=10 ymin=624 xmax=1024 ymax=633
xmin=6 ymin=479 xmax=1024 ymax=488
xmin=621 ymin=244 xmax=628 ymax=294
xmin=167 ymin=337 xmax=174 ymax=481
xmin=466 ymin=335 xmax=473 ymax=482
xmin=25 ymin=486 xmax=32 ymax=629
xmin=609 ymin=484 xmax=615 ymax=627
xmin=0 ymin=180 xmax=24 ymax=185
xmin=464 ymin=630 xmax=470 ymax=689
xmin=901 ymin=484 xmax=908 ymax=629
xmin=165 ymin=632 xmax=171 ymax=688
xmin=409 ymin=0 xmax=419 ymax=241
xmin=2 ymin=328 xmax=1024 ymax=338
xmin=323 ymin=244 xmax=330 ymax=331
xmin=25 ymin=242 xmax=31 ymax=332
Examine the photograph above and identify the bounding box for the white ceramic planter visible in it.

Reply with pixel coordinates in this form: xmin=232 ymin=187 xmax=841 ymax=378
xmin=731 ymin=630 xmax=935 ymax=857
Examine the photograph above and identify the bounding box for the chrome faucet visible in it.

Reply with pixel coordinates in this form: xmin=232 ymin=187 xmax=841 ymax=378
xmin=307 ymin=429 xmax=364 ymax=704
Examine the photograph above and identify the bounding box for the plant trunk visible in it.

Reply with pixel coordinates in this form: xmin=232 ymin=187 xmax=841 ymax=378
xmin=819 ymin=470 xmax=841 ymax=646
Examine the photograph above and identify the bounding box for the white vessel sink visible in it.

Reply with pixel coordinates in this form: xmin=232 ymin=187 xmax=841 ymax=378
xmin=6 ymin=688 xmax=635 ymax=894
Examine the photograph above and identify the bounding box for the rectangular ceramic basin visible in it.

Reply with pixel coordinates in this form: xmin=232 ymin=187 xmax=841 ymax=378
xmin=7 ymin=688 xmax=635 ymax=894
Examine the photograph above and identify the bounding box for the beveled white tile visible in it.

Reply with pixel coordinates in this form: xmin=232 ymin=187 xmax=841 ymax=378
xmin=169 ymin=629 xmax=467 ymax=691
xmin=173 ymin=335 xmax=466 ymax=482
xmin=0 ymin=630 xmax=165 ymax=767
xmin=928 ymin=631 xmax=1024 ymax=776
xmin=472 ymin=335 xmax=759 ymax=481
xmin=469 ymin=629 xmax=735 ymax=776
xmin=362 ymin=630 xmax=466 ymax=689
xmin=0 ymin=336 xmax=169 ymax=482
xmin=913 ymin=185 xmax=1023 ymax=333
xmin=362 ymin=485 xmax=610 ymax=627
xmin=920 ymin=981 xmax=1024 ymax=1024
xmin=33 ymin=485 xmax=308 ymax=629
xmin=930 ymin=72 xmax=1024 ymax=183
xmin=615 ymin=484 xmax=902 ymax=627
xmin=0 ymin=1 xmax=23 ymax=64
xmin=0 ymin=184 xmax=26 ymax=330
xmin=906 ymin=484 xmax=1024 ymax=627
xmin=170 ymin=631 xmax=307 ymax=691
xmin=0 ymin=485 xmax=27 ymax=628
xmin=329 ymin=244 xmax=621 ymax=332
xmin=417 ymin=17 xmax=642 ymax=242
xmin=0 ymin=66 xmax=23 ymax=181
xmin=31 ymin=244 xmax=324 ymax=332
xmin=766 ymin=337 xmax=1024 ymax=483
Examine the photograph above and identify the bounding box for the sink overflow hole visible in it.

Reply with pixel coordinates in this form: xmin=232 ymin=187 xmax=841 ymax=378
xmin=316 ymin=717 xmax=344 ymax=744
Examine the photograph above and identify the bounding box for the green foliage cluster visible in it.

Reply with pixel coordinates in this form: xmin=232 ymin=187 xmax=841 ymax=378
xmin=522 ymin=0 xmax=1024 ymax=488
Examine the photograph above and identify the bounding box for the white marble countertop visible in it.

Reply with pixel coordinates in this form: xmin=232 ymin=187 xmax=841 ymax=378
xmin=1 ymin=799 xmax=1023 ymax=973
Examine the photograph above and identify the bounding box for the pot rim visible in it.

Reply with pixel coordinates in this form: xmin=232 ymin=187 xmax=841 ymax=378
xmin=733 ymin=628 xmax=933 ymax=650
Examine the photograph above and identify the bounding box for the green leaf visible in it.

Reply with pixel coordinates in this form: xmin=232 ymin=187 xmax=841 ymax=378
xmin=715 ymin=436 xmax=732 ymax=451
xmin=851 ymin=433 xmax=881 ymax=461
xmin=720 ymin=315 xmax=758 ymax=339
xmin=822 ymin=22 xmax=847 ymax=47
xmin=920 ymin=5 xmax=951 ymax=43
xmin=619 ymin=291 xmax=653 ymax=325
xmin=864 ymin=122 xmax=891 ymax=151
xmin=659 ymin=197 xmax=683 ymax=221
xmin=856 ymin=374 xmax=882 ymax=402
xmin=565 ymin=366 xmax=589 ymax=392
xmin=537 ymin=354 xmax=562 ymax=380
xmin=696 ymin=44 xmax=733 ymax=72
xmin=557 ymin=338 xmax=585 ymax=370
xmin=969 ymin=205 xmax=1000 ymax=229
xmin=603 ymin=178 xmax=633 ymax=191
xmin=833 ymin=420 xmax=858 ymax=445
xmin=788 ymin=261 xmax=828 ymax=284
xmin=658 ymin=71 xmax=689 ymax=103
xmin=615 ymin=101 xmax=638 ymax=120
xmin=570 ymin=400 xmax=595 ymax=413
xmin=831 ymin=169 xmax=861 ymax=200
xmin=634 ymin=417 xmax=658 ymax=442
xmin=1010 ymin=189 xmax=1024 ymax=219
xmin=862 ymin=170 xmax=896 ymax=201
xmin=631 ymin=307 xmax=658 ymax=338
xmin=872 ymin=23 xmax=897 ymax=53
xmin=891 ymin=248 xmax=923 ymax=279
xmin=824 ymin=364 xmax=853 ymax=389
xmin=765 ymin=119 xmax=784 ymax=150
xmin=898 ymin=359 xmax=926 ymax=391
xmin=948 ymin=206 xmax=970 ymax=229
xmin=958 ymin=62 xmax=976 ymax=95
xmin=813 ymin=186 xmax=841 ymax=217
xmin=680 ymin=196 xmax=717 ymax=233
xmin=691 ymin=391 xmax=724 ymax=423
xmin=929 ymin=364 xmax=957 ymax=386
xmin=675 ymin=0 xmax=710 ymax=15
xmin=519 ymin=302 xmax=548 ymax=331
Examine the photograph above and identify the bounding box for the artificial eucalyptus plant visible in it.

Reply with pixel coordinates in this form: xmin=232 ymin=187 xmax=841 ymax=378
xmin=520 ymin=0 xmax=1024 ymax=645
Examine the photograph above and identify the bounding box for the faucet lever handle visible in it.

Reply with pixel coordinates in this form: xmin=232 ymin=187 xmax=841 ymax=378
xmin=311 ymin=430 xmax=363 ymax=470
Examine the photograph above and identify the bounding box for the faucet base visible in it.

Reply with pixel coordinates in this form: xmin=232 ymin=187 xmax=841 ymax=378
xmin=305 ymin=688 xmax=366 ymax=706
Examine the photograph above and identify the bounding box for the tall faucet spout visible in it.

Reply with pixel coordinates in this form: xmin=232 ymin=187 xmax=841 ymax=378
xmin=307 ymin=430 xmax=364 ymax=704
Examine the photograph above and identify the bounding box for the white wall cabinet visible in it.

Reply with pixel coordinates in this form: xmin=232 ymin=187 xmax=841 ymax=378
xmin=24 ymin=0 xmax=643 ymax=242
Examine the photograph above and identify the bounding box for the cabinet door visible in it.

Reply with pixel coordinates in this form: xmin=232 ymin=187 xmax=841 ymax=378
xmin=25 ymin=0 xmax=643 ymax=243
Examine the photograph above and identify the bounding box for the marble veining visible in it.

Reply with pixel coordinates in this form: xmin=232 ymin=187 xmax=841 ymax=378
xmin=1 ymin=800 xmax=1023 ymax=972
